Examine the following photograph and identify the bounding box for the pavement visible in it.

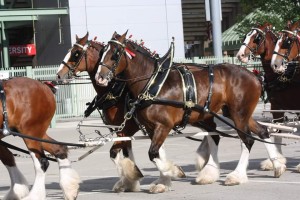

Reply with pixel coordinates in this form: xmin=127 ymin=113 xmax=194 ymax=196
xmin=0 ymin=101 xmax=300 ymax=200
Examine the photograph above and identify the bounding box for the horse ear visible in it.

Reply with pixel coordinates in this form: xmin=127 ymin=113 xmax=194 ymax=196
xmin=82 ymin=32 xmax=89 ymax=42
xmin=76 ymin=34 xmax=79 ymax=42
xmin=112 ymin=31 xmax=118 ymax=39
xmin=120 ymin=30 xmax=128 ymax=43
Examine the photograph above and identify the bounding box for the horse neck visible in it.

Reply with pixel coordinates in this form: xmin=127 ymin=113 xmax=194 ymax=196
xmin=260 ymin=58 xmax=278 ymax=82
xmin=124 ymin=53 xmax=156 ymax=98
xmin=259 ymin=32 xmax=278 ymax=82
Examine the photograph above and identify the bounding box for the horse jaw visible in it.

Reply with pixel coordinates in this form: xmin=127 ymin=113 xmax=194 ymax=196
xmin=236 ymin=47 xmax=249 ymax=63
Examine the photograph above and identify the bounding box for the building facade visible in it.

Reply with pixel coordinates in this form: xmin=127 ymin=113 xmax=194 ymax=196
xmin=0 ymin=0 xmax=242 ymax=68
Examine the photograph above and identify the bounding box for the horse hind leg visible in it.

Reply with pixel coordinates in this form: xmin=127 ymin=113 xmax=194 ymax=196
xmin=194 ymin=119 xmax=220 ymax=185
xmin=195 ymin=135 xmax=220 ymax=185
xmin=21 ymin=139 xmax=49 ymax=200
xmin=110 ymin=140 xmax=143 ymax=192
xmin=249 ymin=118 xmax=286 ymax=177
xmin=0 ymin=145 xmax=29 ymax=200
xmin=41 ymin=134 xmax=80 ymax=199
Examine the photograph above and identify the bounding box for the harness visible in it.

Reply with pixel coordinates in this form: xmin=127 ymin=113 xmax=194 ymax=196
xmin=273 ymin=29 xmax=300 ymax=62
xmin=0 ymin=80 xmax=10 ymax=136
xmin=174 ymin=64 xmax=198 ymax=130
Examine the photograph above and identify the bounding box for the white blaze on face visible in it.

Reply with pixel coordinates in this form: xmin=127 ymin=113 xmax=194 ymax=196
xmin=271 ymin=36 xmax=283 ymax=65
xmin=58 ymin=51 xmax=71 ymax=73
xmin=236 ymin=30 xmax=257 ymax=63
xmin=95 ymin=45 xmax=111 ymax=83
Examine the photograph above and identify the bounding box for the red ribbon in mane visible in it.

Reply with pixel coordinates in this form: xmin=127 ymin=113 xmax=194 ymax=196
xmin=125 ymin=47 xmax=136 ymax=58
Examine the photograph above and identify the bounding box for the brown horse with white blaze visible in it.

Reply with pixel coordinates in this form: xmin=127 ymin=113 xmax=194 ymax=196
xmin=56 ymin=33 xmax=185 ymax=192
xmin=237 ymin=22 xmax=300 ymax=172
xmin=271 ymin=20 xmax=300 ymax=73
xmin=95 ymin=31 xmax=285 ymax=193
xmin=0 ymin=77 xmax=79 ymax=200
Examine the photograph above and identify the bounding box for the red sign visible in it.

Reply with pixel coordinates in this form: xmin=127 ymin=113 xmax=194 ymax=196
xmin=9 ymin=44 xmax=36 ymax=56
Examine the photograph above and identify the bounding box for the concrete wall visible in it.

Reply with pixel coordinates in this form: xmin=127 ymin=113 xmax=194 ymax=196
xmin=69 ymin=0 xmax=185 ymax=58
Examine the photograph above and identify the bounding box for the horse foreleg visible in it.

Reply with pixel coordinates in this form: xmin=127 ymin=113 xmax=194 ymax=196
xmin=0 ymin=145 xmax=29 ymax=200
xmin=110 ymin=141 xmax=143 ymax=192
xmin=249 ymin=119 xmax=286 ymax=176
xmin=148 ymin=127 xmax=185 ymax=193
xmin=195 ymin=136 xmax=210 ymax=171
xmin=195 ymin=135 xmax=220 ymax=185
xmin=42 ymin=135 xmax=80 ymax=199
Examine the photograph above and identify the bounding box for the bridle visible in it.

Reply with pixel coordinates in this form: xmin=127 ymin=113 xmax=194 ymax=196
xmin=273 ymin=29 xmax=300 ymax=62
xmin=242 ymin=27 xmax=267 ymax=55
xmin=98 ymin=39 xmax=127 ymax=82
xmin=61 ymin=42 xmax=90 ymax=77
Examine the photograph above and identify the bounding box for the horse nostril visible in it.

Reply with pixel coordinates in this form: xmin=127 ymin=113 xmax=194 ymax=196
xmin=56 ymin=74 xmax=61 ymax=79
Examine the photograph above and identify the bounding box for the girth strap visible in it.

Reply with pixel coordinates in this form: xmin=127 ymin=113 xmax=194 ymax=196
xmin=175 ymin=65 xmax=198 ymax=130
xmin=204 ymin=65 xmax=214 ymax=111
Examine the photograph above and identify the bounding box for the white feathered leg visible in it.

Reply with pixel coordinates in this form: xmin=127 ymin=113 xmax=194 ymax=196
xmin=195 ymin=136 xmax=210 ymax=171
xmin=260 ymin=136 xmax=286 ymax=170
xmin=149 ymin=144 xmax=185 ymax=193
xmin=3 ymin=166 xmax=29 ymax=200
xmin=196 ymin=136 xmax=220 ymax=185
xmin=57 ymin=158 xmax=80 ymax=199
xmin=225 ymin=142 xmax=249 ymax=186
xmin=263 ymin=138 xmax=286 ymax=177
xmin=22 ymin=152 xmax=46 ymax=200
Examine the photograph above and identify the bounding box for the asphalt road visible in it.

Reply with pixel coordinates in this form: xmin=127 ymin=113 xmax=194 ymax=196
xmin=0 ymin=102 xmax=299 ymax=200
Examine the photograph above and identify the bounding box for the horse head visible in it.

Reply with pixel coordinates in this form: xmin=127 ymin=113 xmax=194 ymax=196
xmin=271 ymin=20 xmax=300 ymax=73
xmin=95 ymin=31 xmax=129 ymax=86
xmin=237 ymin=22 xmax=277 ymax=63
xmin=57 ymin=32 xmax=105 ymax=83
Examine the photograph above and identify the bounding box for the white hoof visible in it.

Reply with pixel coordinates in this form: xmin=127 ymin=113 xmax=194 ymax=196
xmin=149 ymin=184 xmax=169 ymax=193
xmin=225 ymin=171 xmax=248 ymax=186
xmin=274 ymin=164 xmax=286 ymax=178
xmin=195 ymin=164 xmax=219 ymax=185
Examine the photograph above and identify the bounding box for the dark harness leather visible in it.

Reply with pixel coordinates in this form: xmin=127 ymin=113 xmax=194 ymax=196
xmin=0 ymin=80 xmax=10 ymax=136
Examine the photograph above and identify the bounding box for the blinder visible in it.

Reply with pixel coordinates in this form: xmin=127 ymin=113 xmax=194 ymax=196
xmin=99 ymin=39 xmax=127 ymax=80
xmin=242 ymin=28 xmax=266 ymax=54
xmin=61 ymin=42 xmax=91 ymax=77
xmin=273 ymin=30 xmax=300 ymax=62
xmin=281 ymin=35 xmax=293 ymax=49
